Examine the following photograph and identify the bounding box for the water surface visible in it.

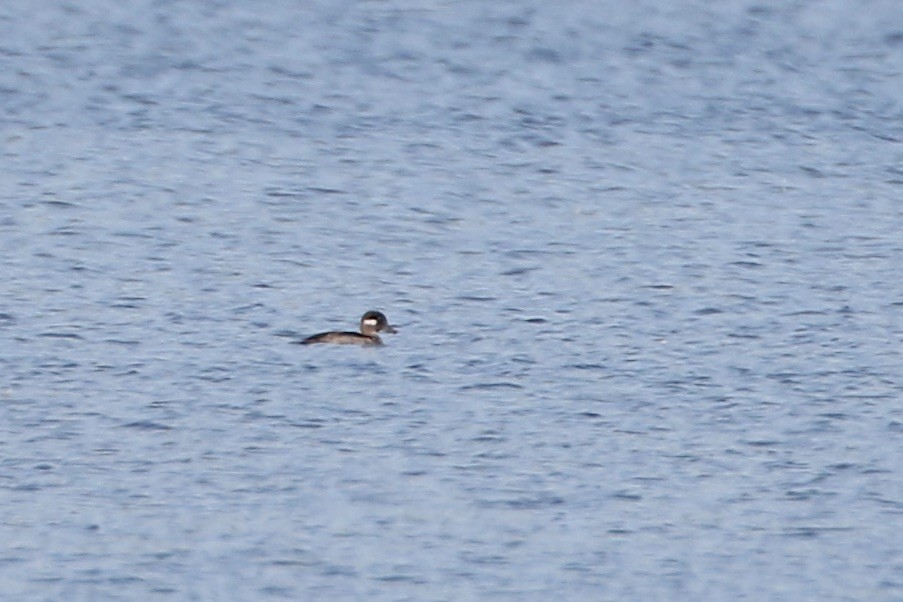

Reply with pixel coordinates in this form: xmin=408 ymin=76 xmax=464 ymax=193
xmin=1 ymin=1 xmax=901 ymax=600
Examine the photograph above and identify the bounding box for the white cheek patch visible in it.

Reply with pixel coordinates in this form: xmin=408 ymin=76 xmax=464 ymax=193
xmin=363 ymin=318 xmax=378 ymax=327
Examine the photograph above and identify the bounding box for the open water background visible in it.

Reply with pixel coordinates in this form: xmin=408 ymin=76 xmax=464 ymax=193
xmin=1 ymin=1 xmax=902 ymax=600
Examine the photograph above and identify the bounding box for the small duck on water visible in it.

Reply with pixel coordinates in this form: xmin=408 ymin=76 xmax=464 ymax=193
xmin=297 ymin=311 xmax=397 ymax=346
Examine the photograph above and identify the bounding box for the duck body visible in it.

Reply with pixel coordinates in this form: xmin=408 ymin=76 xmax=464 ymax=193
xmin=299 ymin=330 xmax=384 ymax=346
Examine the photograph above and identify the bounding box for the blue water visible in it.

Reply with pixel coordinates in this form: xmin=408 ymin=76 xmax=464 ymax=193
xmin=1 ymin=1 xmax=901 ymax=600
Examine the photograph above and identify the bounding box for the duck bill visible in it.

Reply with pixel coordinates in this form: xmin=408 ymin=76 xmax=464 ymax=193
xmin=384 ymin=325 xmax=398 ymax=334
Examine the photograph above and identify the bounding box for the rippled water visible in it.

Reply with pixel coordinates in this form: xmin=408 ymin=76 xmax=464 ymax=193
xmin=1 ymin=1 xmax=901 ymax=599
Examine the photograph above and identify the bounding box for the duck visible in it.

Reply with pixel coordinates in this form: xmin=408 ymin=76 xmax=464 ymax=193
xmin=297 ymin=311 xmax=397 ymax=346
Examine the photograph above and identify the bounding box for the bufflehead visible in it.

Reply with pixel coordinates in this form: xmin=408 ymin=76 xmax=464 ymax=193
xmin=297 ymin=310 xmax=397 ymax=346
